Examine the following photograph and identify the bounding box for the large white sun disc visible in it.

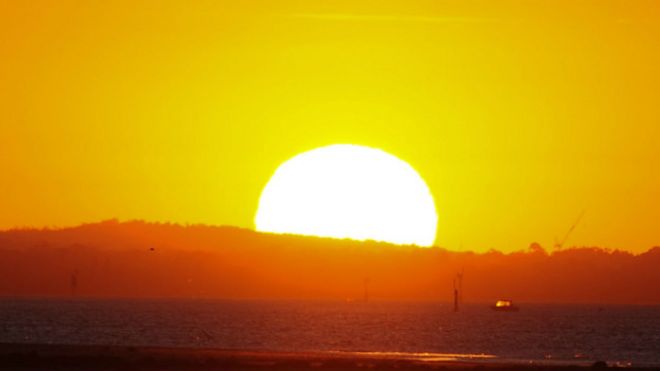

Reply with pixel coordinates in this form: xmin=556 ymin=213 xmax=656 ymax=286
xmin=255 ymin=144 xmax=438 ymax=246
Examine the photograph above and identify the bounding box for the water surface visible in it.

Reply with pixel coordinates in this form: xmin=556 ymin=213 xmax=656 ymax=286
xmin=0 ymin=299 xmax=658 ymax=366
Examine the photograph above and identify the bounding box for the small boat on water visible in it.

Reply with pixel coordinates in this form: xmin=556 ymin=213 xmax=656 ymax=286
xmin=491 ymin=300 xmax=519 ymax=312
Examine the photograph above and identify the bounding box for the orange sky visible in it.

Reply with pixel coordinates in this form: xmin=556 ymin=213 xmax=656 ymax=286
xmin=1 ymin=1 xmax=659 ymax=253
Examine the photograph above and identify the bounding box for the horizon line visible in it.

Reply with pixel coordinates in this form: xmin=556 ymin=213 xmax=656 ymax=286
xmin=1 ymin=218 xmax=657 ymax=256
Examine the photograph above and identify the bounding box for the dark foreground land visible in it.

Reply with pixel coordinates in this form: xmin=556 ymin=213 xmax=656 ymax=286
xmin=0 ymin=343 xmax=650 ymax=371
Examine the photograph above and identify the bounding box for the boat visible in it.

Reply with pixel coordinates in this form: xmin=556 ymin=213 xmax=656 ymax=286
xmin=491 ymin=300 xmax=519 ymax=312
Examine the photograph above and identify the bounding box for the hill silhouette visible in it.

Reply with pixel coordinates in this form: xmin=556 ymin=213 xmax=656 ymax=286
xmin=0 ymin=220 xmax=658 ymax=304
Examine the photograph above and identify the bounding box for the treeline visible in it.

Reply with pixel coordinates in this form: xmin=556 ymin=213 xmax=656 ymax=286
xmin=0 ymin=220 xmax=658 ymax=304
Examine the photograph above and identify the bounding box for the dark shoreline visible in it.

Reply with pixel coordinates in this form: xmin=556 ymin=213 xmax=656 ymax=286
xmin=0 ymin=343 xmax=652 ymax=370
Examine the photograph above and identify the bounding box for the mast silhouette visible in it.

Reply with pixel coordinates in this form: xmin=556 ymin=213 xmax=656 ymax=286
xmin=453 ymin=270 xmax=464 ymax=312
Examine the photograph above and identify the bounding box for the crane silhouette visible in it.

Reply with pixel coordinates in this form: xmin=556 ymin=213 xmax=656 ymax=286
xmin=554 ymin=210 xmax=586 ymax=250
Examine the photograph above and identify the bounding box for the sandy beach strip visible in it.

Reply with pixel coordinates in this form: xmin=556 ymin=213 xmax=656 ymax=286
xmin=0 ymin=342 xmax=643 ymax=370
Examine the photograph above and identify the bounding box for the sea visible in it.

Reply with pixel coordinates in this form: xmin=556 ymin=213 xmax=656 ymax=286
xmin=0 ymin=299 xmax=658 ymax=367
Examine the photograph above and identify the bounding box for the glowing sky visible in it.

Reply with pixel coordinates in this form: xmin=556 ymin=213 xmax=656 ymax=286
xmin=1 ymin=0 xmax=658 ymax=252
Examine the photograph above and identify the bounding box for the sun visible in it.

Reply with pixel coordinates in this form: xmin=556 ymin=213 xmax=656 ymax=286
xmin=255 ymin=144 xmax=438 ymax=247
